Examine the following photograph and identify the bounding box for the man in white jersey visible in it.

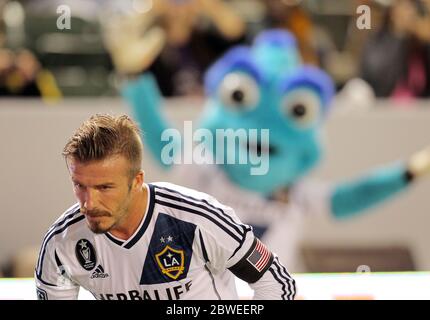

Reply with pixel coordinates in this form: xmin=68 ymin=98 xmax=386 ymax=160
xmin=35 ymin=114 xmax=296 ymax=300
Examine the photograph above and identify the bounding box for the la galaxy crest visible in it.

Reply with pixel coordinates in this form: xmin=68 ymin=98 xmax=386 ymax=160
xmin=140 ymin=214 xmax=195 ymax=285
xmin=75 ymin=239 xmax=97 ymax=271
xmin=155 ymin=245 xmax=185 ymax=280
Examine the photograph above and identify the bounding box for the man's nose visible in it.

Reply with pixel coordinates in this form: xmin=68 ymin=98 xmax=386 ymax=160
xmin=83 ymin=189 xmax=97 ymax=211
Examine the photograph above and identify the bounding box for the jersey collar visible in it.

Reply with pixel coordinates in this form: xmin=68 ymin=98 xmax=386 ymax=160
xmin=104 ymin=183 xmax=155 ymax=249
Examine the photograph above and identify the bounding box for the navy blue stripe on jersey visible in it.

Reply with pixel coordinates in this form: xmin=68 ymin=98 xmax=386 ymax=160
xmin=45 ymin=204 xmax=80 ymax=234
xmin=43 ymin=205 xmax=80 ymax=245
xmin=273 ymin=256 xmax=296 ymax=300
xmin=36 ymin=206 xmax=81 ymax=273
xmin=36 ymin=215 xmax=86 ymax=279
xmin=155 ymin=191 xmax=245 ymax=239
xmin=124 ymin=183 xmax=156 ymax=249
xmin=274 ymin=262 xmax=294 ymax=300
xmin=199 ymin=230 xmax=209 ymax=263
xmin=54 ymin=249 xmax=70 ymax=280
xmin=267 ymin=257 xmax=296 ymax=300
xmin=54 ymin=250 xmax=62 ymax=268
xmin=154 ymin=185 xmax=247 ymax=237
xmin=104 ymin=232 xmax=124 ymax=246
xmin=154 ymin=186 xmax=249 ymax=243
xmin=228 ymin=228 xmax=252 ymax=261
xmin=35 ymin=272 xmax=57 ymax=287
xmin=155 ymin=198 xmax=242 ymax=244
xmin=204 ymin=265 xmax=221 ymax=300
xmin=268 ymin=266 xmax=288 ymax=300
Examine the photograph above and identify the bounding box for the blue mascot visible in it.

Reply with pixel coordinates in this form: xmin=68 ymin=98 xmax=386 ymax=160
xmin=120 ymin=30 xmax=430 ymax=271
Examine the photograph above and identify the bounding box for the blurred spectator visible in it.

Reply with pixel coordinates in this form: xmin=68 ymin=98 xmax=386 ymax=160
xmin=258 ymin=0 xmax=353 ymax=87
xmin=148 ymin=24 xmax=245 ymax=97
xmin=11 ymin=246 xmax=39 ymax=278
xmin=0 ymin=48 xmax=62 ymax=100
xmin=360 ymin=0 xmax=430 ymax=99
xmin=0 ymin=0 xmax=61 ymax=100
xmin=261 ymin=0 xmax=320 ymax=65
xmin=322 ymin=0 xmax=386 ymax=89
xmin=103 ymin=0 xmax=246 ymax=97
xmin=0 ymin=0 xmax=6 ymax=48
xmin=6 ymin=0 xmax=114 ymax=97
xmin=1 ymin=246 xmax=39 ymax=278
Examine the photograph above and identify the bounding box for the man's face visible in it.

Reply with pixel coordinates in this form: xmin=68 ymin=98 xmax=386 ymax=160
xmin=67 ymin=155 xmax=137 ymax=234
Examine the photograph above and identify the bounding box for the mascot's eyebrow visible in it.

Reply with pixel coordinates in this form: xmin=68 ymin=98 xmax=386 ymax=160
xmin=278 ymin=66 xmax=335 ymax=114
xmin=204 ymin=46 xmax=263 ymax=95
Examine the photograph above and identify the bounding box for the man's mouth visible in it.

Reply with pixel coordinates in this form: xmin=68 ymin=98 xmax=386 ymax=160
xmin=82 ymin=209 xmax=110 ymax=218
xmin=86 ymin=214 xmax=106 ymax=218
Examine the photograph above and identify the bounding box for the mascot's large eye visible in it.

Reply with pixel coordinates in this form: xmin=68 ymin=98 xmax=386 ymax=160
xmin=281 ymin=88 xmax=321 ymax=128
xmin=217 ymin=72 xmax=260 ymax=111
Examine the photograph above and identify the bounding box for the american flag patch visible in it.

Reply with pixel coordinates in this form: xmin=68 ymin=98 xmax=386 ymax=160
xmin=246 ymin=239 xmax=272 ymax=272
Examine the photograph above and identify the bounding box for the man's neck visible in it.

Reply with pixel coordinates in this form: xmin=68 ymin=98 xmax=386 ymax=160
xmin=109 ymin=184 xmax=148 ymax=240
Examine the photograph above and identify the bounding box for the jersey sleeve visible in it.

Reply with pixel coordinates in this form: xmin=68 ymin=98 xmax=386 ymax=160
xmin=249 ymin=255 xmax=296 ymax=300
xmin=35 ymin=238 xmax=79 ymax=300
xmin=195 ymin=196 xmax=296 ymax=299
xmin=195 ymin=197 xmax=255 ymax=273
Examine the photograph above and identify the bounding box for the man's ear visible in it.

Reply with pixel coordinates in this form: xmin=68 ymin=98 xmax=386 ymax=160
xmin=133 ymin=170 xmax=145 ymax=190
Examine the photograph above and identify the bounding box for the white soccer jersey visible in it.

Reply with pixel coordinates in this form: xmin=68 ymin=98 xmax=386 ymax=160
xmin=35 ymin=182 xmax=295 ymax=300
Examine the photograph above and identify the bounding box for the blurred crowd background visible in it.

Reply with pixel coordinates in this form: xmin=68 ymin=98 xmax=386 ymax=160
xmin=1 ymin=0 xmax=430 ymax=280
xmin=0 ymin=0 xmax=429 ymax=99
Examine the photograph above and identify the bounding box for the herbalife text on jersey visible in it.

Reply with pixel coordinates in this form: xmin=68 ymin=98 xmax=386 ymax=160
xmin=160 ymin=121 xmax=270 ymax=176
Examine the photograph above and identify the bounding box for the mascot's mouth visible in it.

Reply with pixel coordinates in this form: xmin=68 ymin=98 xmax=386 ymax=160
xmin=246 ymin=141 xmax=277 ymax=156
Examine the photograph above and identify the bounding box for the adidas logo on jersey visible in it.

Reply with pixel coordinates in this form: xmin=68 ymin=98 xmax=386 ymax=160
xmin=90 ymin=264 xmax=109 ymax=279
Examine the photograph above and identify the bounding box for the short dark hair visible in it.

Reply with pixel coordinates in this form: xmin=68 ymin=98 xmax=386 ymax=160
xmin=63 ymin=114 xmax=143 ymax=178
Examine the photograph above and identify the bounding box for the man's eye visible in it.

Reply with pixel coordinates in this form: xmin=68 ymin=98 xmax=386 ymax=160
xmin=99 ymin=186 xmax=112 ymax=190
